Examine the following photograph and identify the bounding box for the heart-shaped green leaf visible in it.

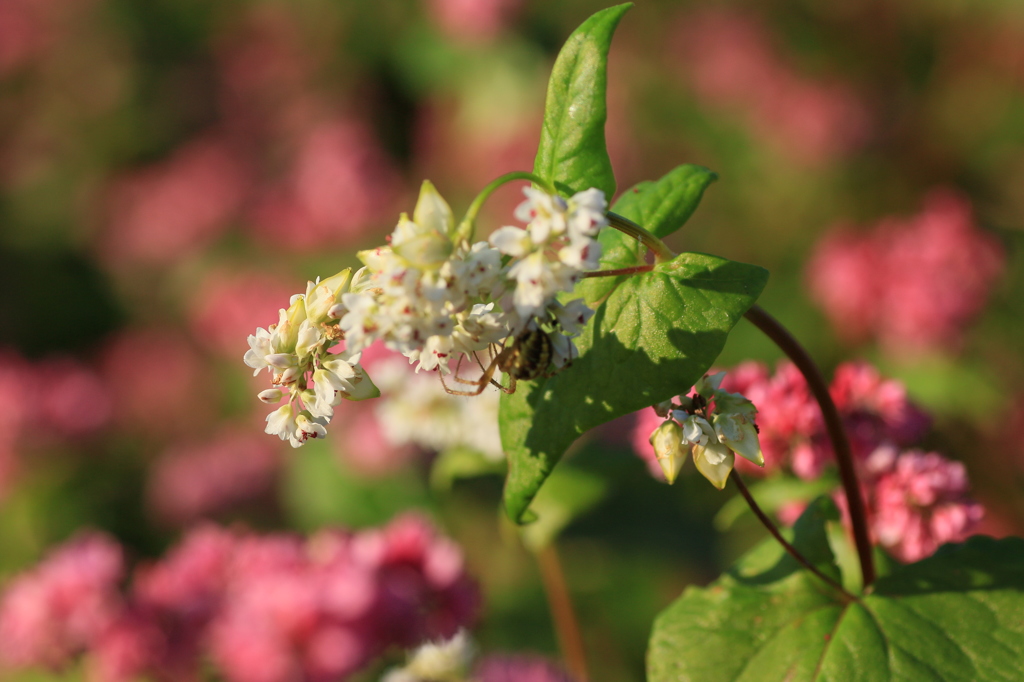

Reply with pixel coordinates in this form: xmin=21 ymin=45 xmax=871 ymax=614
xmin=500 ymin=251 xmax=768 ymax=522
xmin=533 ymin=4 xmax=632 ymax=198
xmin=648 ymin=500 xmax=1024 ymax=682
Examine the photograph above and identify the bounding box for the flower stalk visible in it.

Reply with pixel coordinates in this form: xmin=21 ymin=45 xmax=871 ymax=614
xmin=606 ymin=211 xmax=676 ymax=263
xmin=731 ymin=472 xmax=857 ymax=601
xmin=742 ymin=304 xmax=876 ymax=587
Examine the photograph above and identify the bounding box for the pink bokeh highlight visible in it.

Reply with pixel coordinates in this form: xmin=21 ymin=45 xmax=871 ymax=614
xmin=807 ymin=189 xmax=1005 ymax=353
xmin=100 ymin=136 xmax=250 ymax=267
xmin=425 ymin=0 xmax=523 ymax=44
xmin=146 ymin=427 xmax=282 ymax=526
xmin=189 ymin=270 xmax=297 ymax=359
xmin=248 ymin=119 xmax=403 ymax=253
xmin=670 ymin=7 xmax=870 ymax=166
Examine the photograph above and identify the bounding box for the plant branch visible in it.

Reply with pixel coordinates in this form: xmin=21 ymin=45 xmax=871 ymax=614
xmin=742 ymin=304 xmax=876 ymax=587
xmin=606 ymin=212 xmax=676 ymax=263
xmin=536 ymin=544 xmax=589 ymax=682
xmin=581 ymin=264 xmax=654 ymax=278
xmin=457 ymin=171 xmax=556 ymax=242
xmin=731 ymin=472 xmax=857 ymax=601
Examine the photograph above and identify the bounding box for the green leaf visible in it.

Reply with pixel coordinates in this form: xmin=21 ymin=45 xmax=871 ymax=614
xmin=579 ymin=164 xmax=719 ymax=304
xmin=533 ymin=4 xmax=632 ymax=198
xmin=500 ymin=252 xmax=768 ymax=523
xmin=649 ymin=500 xmax=1024 ymax=682
xmin=518 ymin=466 xmax=608 ymax=553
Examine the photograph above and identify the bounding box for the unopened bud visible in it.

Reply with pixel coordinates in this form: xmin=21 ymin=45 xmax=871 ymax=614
xmin=258 ymin=388 xmax=283 ymax=404
xmin=650 ymin=420 xmax=685 ymax=484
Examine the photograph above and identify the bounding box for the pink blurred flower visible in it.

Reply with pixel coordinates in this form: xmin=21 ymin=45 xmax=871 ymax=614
xmin=863 ymin=446 xmax=984 ymax=563
xmin=33 ymin=357 xmax=112 ymax=439
xmin=670 ymin=8 xmax=869 ymax=166
xmin=101 ymin=136 xmax=249 ymax=267
xmin=3 ymin=518 xmax=478 ymax=681
xmin=629 ymin=407 xmax=670 ymax=481
xmin=721 ymin=361 xmax=824 ymax=478
xmin=0 ymin=532 xmax=124 ymax=670
xmin=351 ymin=513 xmax=480 ymax=648
xmin=100 ymin=328 xmax=209 ymax=438
xmin=214 ymin=5 xmax=320 ymax=141
xmin=476 ymin=654 xmax=577 ymax=682
xmin=86 ymin=607 xmax=165 ymax=682
xmin=426 ymin=0 xmax=523 ymax=43
xmin=147 ymin=428 xmax=282 ymax=526
xmin=807 ymin=189 xmax=1005 ymax=353
xmin=189 ymin=270 xmax=297 ymax=359
xmin=0 ymin=0 xmax=94 ymax=75
xmin=829 ymin=362 xmax=930 ymax=457
xmin=248 ymin=119 xmax=402 ymax=253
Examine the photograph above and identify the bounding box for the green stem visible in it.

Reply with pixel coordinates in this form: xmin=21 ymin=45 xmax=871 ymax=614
xmin=606 ymin=212 xmax=676 ymax=263
xmin=742 ymin=304 xmax=876 ymax=587
xmin=456 ymin=171 xmax=556 ymax=243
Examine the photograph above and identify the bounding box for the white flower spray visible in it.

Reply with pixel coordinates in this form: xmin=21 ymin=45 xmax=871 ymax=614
xmin=244 ymin=177 xmax=609 ymax=446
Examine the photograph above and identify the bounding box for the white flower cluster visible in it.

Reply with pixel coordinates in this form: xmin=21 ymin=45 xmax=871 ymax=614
xmin=339 ymin=180 xmax=604 ymax=376
xmin=648 ymin=372 xmax=764 ymax=488
xmin=245 ymin=179 xmax=608 ymax=446
xmin=244 ymin=270 xmax=379 ymax=447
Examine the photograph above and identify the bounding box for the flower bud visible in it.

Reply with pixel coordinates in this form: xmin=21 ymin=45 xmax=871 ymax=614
xmin=257 ymin=388 xmax=283 ymax=404
xmin=649 ymin=420 xmax=685 ymax=484
xmin=304 ymin=268 xmax=353 ymax=324
xmin=692 ymin=439 xmax=735 ymax=490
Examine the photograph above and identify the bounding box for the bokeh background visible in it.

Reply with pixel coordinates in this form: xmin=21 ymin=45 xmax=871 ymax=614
xmin=1 ymin=0 xmax=1023 ymax=680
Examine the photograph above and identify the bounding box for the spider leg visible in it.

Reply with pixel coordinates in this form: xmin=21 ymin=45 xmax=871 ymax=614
xmin=440 ymin=353 xmax=503 ymax=396
xmin=450 ymin=353 xmax=482 ymax=386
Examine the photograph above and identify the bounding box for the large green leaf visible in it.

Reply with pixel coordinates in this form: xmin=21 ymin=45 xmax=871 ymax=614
xmin=499 ymin=250 xmax=768 ymax=523
xmin=533 ymin=4 xmax=632 ymax=198
xmin=649 ymin=499 xmax=1024 ymax=682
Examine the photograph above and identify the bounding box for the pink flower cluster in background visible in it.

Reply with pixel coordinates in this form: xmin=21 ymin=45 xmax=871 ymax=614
xmin=189 ymin=270 xmax=297 ymax=359
xmin=631 ymin=360 xmax=983 ymax=562
xmin=146 ymin=428 xmax=281 ymax=527
xmin=0 ymin=349 xmax=111 ymax=498
xmin=669 ymin=8 xmax=870 ymax=166
xmin=0 ymin=515 xmax=479 ymax=681
xmin=425 ymin=0 xmax=523 ymax=43
xmin=807 ymin=189 xmax=1005 ymax=353
xmin=248 ymin=119 xmax=402 ymax=253
xmin=101 ymin=137 xmax=250 ymax=267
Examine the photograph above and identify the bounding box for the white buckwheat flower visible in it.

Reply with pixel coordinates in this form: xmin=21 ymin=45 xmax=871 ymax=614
xmin=648 ymin=371 xmax=764 ymax=489
xmin=244 ymin=268 xmax=379 ymax=447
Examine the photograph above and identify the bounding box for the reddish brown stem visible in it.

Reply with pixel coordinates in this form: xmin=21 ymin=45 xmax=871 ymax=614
xmin=743 ymin=304 xmax=876 ymax=587
xmin=731 ymin=472 xmax=857 ymax=601
xmin=537 ymin=545 xmax=589 ymax=682
xmin=581 ymin=264 xmax=654 ymax=278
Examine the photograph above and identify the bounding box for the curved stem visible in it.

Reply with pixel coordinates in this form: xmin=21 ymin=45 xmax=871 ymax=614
xmin=743 ymin=304 xmax=876 ymax=587
xmin=537 ymin=544 xmax=590 ymax=682
xmin=606 ymin=212 xmax=676 ymax=263
xmin=456 ymin=171 xmax=556 ymax=243
xmin=731 ymin=472 xmax=857 ymax=601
